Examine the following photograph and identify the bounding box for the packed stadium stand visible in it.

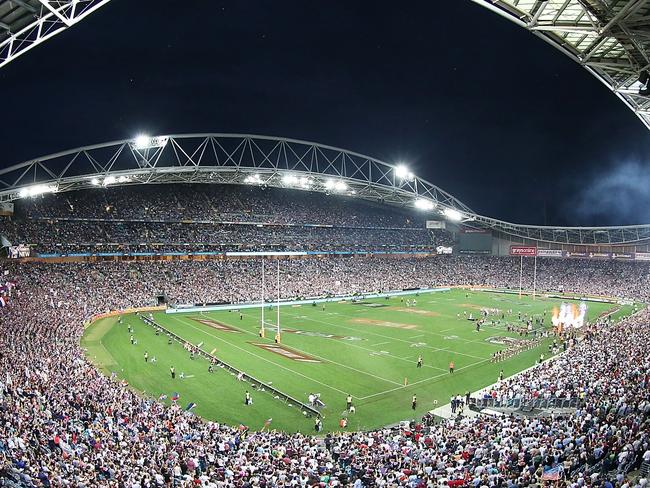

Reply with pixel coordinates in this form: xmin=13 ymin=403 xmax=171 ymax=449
xmin=1 ymin=249 xmax=650 ymax=486
xmin=0 ymin=185 xmax=453 ymax=255
xmin=2 ymin=0 xmax=650 ymax=484
xmin=0 ymin=138 xmax=649 ymax=487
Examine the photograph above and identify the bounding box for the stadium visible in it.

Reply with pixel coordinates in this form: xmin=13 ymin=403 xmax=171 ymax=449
xmin=1 ymin=1 xmax=650 ymax=487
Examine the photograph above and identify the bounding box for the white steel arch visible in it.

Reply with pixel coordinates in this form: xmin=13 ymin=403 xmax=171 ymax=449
xmin=0 ymin=132 xmax=474 ymax=213
xmin=5 ymin=132 xmax=650 ymax=246
xmin=0 ymin=0 xmax=112 ymax=69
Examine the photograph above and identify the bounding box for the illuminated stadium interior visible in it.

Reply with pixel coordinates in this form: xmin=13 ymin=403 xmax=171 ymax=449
xmin=2 ymin=2 xmax=650 ymax=487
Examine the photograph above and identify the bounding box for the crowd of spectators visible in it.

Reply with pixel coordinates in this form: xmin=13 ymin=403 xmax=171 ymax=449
xmin=0 ymin=185 xmax=458 ymax=255
xmin=14 ymin=184 xmax=426 ymax=226
xmin=0 ymin=221 xmax=449 ymax=255
xmin=0 ymin=254 xmax=649 ymax=487
xmin=0 ymin=255 xmax=647 ymax=308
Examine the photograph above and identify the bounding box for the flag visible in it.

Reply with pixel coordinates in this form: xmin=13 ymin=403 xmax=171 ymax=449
xmin=185 ymin=402 xmax=196 ymax=411
xmin=541 ymin=465 xmax=563 ymax=481
xmin=171 ymin=392 xmax=180 ymax=402
xmin=262 ymin=418 xmax=272 ymax=430
xmin=0 ymin=296 xmax=6 ymax=307
xmin=158 ymin=394 xmax=167 ymax=401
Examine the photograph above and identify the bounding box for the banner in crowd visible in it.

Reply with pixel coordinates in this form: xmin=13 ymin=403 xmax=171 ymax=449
xmin=587 ymin=252 xmax=611 ymax=259
xmin=635 ymin=252 xmax=650 ymax=261
xmin=612 ymin=252 xmax=634 ymax=260
xmin=436 ymin=246 xmax=453 ymax=255
xmin=509 ymin=245 xmax=537 ymax=257
xmin=8 ymin=245 xmax=30 ymax=258
xmin=426 ymin=220 xmax=445 ymax=229
xmin=566 ymin=252 xmax=588 ymax=258
xmin=536 ymin=249 xmax=564 ymax=257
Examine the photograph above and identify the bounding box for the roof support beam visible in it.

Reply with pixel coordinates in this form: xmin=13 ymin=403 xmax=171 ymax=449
xmin=9 ymin=0 xmax=37 ymax=14
xmin=36 ymin=0 xmax=71 ymax=26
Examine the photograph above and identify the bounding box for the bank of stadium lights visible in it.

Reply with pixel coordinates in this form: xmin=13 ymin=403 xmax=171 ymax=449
xmin=90 ymin=175 xmax=132 ymax=187
xmin=443 ymin=207 xmax=463 ymax=222
xmin=130 ymin=134 xmax=169 ymax=150
xmin=244 ymin=174 xmax=263 ymax=185
xmin=414 ymin=198 xmax=435 ymax=211
xmin=282 ymin=174 xmax=312 ymax=189
xmin=18 ymin=184 xmax=58 ymax=198
xmin=324 ymin=179 xmax=347 ymax=192
xmin=395 ymin=164 xmax=415 ymax=182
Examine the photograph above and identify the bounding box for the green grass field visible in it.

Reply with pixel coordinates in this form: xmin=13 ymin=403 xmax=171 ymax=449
xmin=82 ymin=289 xmax=635 ymax=433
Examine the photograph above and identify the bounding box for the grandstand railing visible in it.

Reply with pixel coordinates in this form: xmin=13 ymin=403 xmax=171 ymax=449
xmin=138 ymin=314 xmax=322 ymax=418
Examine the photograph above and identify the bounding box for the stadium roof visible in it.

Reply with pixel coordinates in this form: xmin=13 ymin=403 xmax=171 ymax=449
xmin=472 ymin=0 xmax=650 ymax=130
xmin=2 ymin=132 xmax=650 ymax=246
xmin=0 ymin=0 xmax=111 ymax=69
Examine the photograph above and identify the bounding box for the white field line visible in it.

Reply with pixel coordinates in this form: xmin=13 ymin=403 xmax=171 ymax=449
xmin=234 ymin=311 xmax=404 ymax=385
xmin=356 ymin=358 xmax=491 ymax=401
xmin=168 ymin=316 xmax=352 ymax=397
xmin=174 ymin=314 xmax=402 ymax=389
xmin=370 ymin=341 xmax=391 ymax=347
xmin=239 ymin=311 xmax=447 ymax=373
xmin=281 ymin=309 xmax=489 ymax=362
xmin=325 ymin=308 xmax=499 ymax=355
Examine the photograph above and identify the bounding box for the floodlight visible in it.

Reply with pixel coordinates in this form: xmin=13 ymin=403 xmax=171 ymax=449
xmin=244 ymin=174 xmax=262 ymax=184
xmin=443 ymin=208 xmax=463 ymax=221
xmin=395 ymin=164 xmax=414 ymax=181
xmin=131 ymin=134 xmax=169 ymax=150
xmin=18 ymin=184 xmax=58 ymax=198
xmin=90 ymin=178 xmax=100 ymax=186
xmin=298 ymin=176 xmax=311 ymax=189
xmin=414 ymin=198 xmax=435 ymax=211
xmin=282 ymin=174 xmax=299 ymax=185
xmin=334 ymin=181 xmax=347 ymax=192
xmin=134 ymin=134 xmax=151 ymax=149
xmin=324 ymin=179 xmax=347 ymax=192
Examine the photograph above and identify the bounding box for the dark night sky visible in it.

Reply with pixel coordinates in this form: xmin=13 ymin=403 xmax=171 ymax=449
xmin=2 ymin=1 xmax=650 ymax=226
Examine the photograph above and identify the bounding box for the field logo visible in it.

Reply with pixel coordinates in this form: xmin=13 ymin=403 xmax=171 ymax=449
xmin=283 ymin=328 xmax=363 ymax=341
xmin=485 ymin=336 xmax=520 ymax=346
xmin=191 ymin=318 xmax=240 ymax=333
xmin=251 ymin=343 xmax=321 ymax=363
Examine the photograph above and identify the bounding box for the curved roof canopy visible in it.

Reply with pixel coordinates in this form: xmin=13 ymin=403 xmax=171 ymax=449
xmin=0 ymin=0 xmax=112 ymax=69
xmin=471 ymin=0 xmax=650 ymax=130
xmin=2 ymin=133 xmax=650 ymax=246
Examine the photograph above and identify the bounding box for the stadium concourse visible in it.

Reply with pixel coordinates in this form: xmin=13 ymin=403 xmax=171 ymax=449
xmin=0 ymin=240 xmax=649 ymax=486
